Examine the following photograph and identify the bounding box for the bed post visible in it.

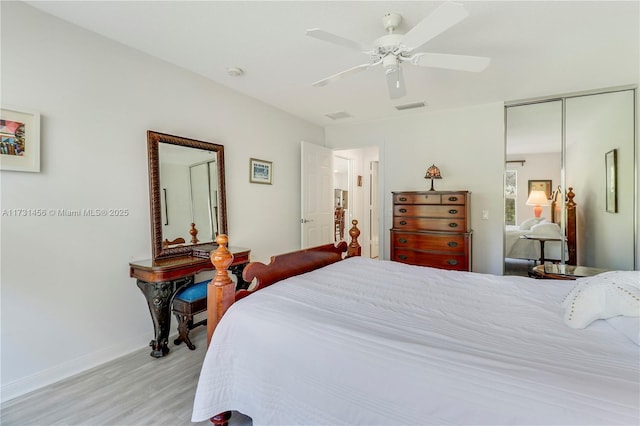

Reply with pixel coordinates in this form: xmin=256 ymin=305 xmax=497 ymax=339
xmin=566 ymin=187 xmax=577 ymax=265
xmin=347 ymin=219 xmax=361 ymax=257
xmin=207 ymin=234 xmax=235 ymax=346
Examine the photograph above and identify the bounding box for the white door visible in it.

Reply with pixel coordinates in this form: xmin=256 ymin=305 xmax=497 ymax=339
xmin=301 ymin=141 xmax=334 ymax=248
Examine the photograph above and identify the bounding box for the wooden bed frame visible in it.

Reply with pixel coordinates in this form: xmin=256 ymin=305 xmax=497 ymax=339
xmin=204 ymin=220 xmax=361 ymax=425
xmin=550 ymin=186 xmax=577 ymax=265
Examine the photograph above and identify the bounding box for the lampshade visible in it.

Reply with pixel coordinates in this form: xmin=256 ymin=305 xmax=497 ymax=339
xmin=526 ymin=190 xmax=549 ymax=218
xmin=424 ymin=164 xmax=442 ymax=191
xmin=424 ymin=164 xmax=442 ymax=179
xmin=526 ymin=190 xmax=549 ymax=206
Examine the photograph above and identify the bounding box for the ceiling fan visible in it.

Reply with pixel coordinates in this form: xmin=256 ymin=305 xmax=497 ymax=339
xmin=306 ymin=2 xmax=490 ymax=99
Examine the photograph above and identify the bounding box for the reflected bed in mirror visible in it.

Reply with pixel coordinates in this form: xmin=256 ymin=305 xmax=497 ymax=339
xmin=148 ymin=131 xmax=227 ymax=259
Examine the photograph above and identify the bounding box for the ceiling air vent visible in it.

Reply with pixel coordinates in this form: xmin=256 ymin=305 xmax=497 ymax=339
xmin=325 ymin=111 xmax=352 ymax=120
xmin=395 ymin=101 xmax=426 ymax=111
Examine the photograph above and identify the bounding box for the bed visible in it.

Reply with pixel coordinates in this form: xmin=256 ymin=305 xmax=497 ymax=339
xmin=505 ymin=187 xmax=577 ymax=265
xmin=193 ymin=220 xmax=639 ymax=426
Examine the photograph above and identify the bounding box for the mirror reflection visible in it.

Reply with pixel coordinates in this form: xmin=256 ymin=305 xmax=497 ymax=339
xmin=504 ymin=89 xmax=636 ymax=275
xmin=148 ymin=131 xmax=227 ymax=260
xmin=159 ymin=144 xmax=220 ymax=244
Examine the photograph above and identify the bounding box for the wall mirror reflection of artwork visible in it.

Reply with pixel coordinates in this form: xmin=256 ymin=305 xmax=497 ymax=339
xmin=605 ymin=149 xmax=617 ymax=213
xmin=527 ymin=179 xmax=552 ymax=198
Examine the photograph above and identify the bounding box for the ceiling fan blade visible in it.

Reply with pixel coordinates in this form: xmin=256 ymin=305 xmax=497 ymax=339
xmin=385 ymin=67 xmax=406 ymax=99
xmin=306 ymin=29 xmax=371 ymax=53
xmin=312 ymin=63 xmax=372 ymax=87
xmin=413 ymin=52 xmax=490 ymax=72
xmin=401 ymin=2 xmax=469 ymax=52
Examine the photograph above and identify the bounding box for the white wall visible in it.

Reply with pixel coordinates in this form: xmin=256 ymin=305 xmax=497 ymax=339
xmin=326 ymin=103 xmax=506 ymax=275
xmin=0 ymin=2 xmax=323 ymax=401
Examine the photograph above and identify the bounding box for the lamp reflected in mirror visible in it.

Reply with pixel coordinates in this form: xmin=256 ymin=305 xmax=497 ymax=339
xmin=526 ymin=190 xmax=549 ymax=218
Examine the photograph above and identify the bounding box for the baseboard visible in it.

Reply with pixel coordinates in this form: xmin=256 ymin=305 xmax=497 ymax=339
xmin=1 ymin=332 xmax=150 ymax=404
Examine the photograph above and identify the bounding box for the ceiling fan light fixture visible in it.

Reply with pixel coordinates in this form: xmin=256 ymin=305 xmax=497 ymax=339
xmin=306 ymin=2 xmax=490 ymax=100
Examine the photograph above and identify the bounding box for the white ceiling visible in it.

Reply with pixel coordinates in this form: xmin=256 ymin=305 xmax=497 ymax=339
xmin=24 ymin=0 xmax=639 ymax=133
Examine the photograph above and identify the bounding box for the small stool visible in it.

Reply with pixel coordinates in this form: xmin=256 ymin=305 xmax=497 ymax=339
xmin=172 ymin=280 xmax=209 ymax=350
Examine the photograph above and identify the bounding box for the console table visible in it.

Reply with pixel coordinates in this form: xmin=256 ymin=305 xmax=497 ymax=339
xmin=520 ymin=235 xmax=563 ymax=264
xmin=130 ymin=245 xmax=250 ymax=358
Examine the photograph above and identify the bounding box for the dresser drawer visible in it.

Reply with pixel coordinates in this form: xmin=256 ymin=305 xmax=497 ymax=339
xmin=393 ymin=193 xmax=441 ymax=205
xmin=392 ymin=249 xmax=469 ymax=271
xmin=392 ymin=232 xmax=467 ymax=252
xmin=441 ymin=194 xmax=466 ymax=205
xmin=394 ymin=205 xmax=465 ymax=218
xmin=393 ymin=217 xmax=467 ymax=232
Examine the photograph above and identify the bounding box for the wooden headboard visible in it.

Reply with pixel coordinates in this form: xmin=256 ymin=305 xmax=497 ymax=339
xmin=550 ymin=187 xmax=577 ymax=265
xmin=206 ymin=220 xmax=362 ymax=345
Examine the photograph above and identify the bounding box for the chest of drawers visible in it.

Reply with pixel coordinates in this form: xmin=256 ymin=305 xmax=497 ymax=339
xmin=391 ymin=191 xmax=472 ymax=271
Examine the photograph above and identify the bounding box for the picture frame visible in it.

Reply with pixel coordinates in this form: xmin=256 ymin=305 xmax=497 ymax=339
xmin=0 ymin=107 xmax=41 ymax=172
xmin=249 ymin=158 xmax=272 ymax=184
xmin=605 ymin=149 xmax=617 ymax=213
xmin=528 ymin=179 xmax=552 ymax=199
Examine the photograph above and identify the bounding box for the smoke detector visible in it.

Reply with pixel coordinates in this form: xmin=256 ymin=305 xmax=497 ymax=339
xmin=227 ymin=67 xmax=244 ymax=77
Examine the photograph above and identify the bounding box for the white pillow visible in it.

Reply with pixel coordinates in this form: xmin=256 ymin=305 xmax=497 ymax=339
xmin=519 ymin=217 xmax=545 ymax=230
xmin=563 ymin=271 xmax=640 ymax=329
xmin=606 ymin=316 xmax=640 ymax=345
xmin=530 ymin=222 xmax=562 ymax=237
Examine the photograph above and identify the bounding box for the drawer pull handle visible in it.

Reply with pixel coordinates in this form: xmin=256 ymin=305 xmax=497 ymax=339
xmin=448 ymin=196 xmax=458 ymax=202
xmin=399 ymin=238 xmax=408 ymax=244
xmin=399 ymin=255 xmax=408 ymax=260
xmin=447 ymin=259 xmax=459 ymax=266
xmin=447 ymin=241 xmax=458 ymax=248
xmin=399 ymin=197 xmax=407 ymax=201
xmin=400 ymin=220 xmax=407 ymax=225
xmin=448 ymin=223 xmax=458 ymax=228
xmin=448 ymin=209 xmax=458 ymax=214
xmin=399 ymin=208 xmax=407 ymax=213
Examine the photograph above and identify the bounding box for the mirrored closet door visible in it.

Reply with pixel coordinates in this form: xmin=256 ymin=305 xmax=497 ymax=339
xmin=505 ymin=88 xmax=636 ymax=273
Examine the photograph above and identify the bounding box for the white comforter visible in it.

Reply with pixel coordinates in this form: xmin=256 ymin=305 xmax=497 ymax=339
xmin=192 ymin=257 xmax=639 ymax=425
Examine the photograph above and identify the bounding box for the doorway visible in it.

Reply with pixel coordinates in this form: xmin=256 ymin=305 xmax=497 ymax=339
xmin=333 ymin=147 xmax=380 ymax=259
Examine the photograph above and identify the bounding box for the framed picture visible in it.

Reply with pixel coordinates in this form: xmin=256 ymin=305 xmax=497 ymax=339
xmin=0 ymin=107 xmax=40 ymax=172
xmin=249 ymin=158 xmax=272 ymax=184
xmin=605 ymin=149 xmax=617 ymax=213
xmin=528 ymin=179 xmax=552 ymax=199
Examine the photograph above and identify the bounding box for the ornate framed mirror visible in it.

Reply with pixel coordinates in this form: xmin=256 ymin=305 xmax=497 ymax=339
xmin=147 ymin=131 xmax=227 ymax=259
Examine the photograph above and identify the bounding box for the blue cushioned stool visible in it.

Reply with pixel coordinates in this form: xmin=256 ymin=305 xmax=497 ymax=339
xmin=172 ymin=280 xmax=209 ymax=350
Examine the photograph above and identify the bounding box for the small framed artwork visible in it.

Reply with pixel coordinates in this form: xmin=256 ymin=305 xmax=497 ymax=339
xmin=249 ymin=158 xmax=272 ymax=184
xmin=0 ymin=107 xmax=41 ymax=172
xmin=528 ymin=179 xmax=552 ymax=199
xmin=605 ymin=149 xmax=617 ymax=213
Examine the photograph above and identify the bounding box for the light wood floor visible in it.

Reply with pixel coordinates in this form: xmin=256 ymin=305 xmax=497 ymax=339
xmin=1 ymin=328 xmax=252 ymax=426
